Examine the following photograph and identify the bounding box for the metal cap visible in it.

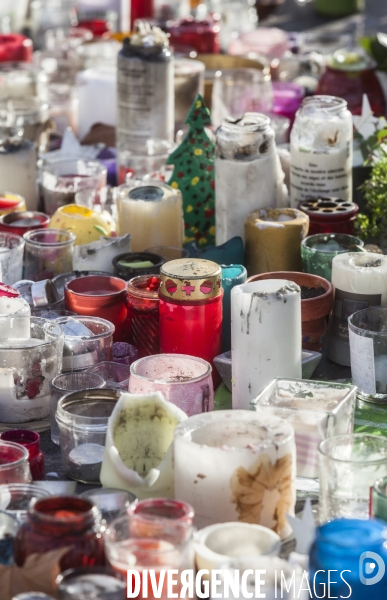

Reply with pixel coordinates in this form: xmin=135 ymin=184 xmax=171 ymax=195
xmin=159 ymin=258 xmax=222 ymax=301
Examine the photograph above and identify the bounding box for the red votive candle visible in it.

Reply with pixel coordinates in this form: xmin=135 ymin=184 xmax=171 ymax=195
xmin=65 ymin=275 xmax=128 ymax=342
xmin=131 ymin=0 xmax=154 ymax=27
xmin=167 ymin=17 xmax=221 ymax=54
xmin=0 ymin=430 xmax=45 ymax=481
xmin=0 ymin=34 xmax=33 ymax=63
xmin=0 ymin=211 xmax=50 ymax=236
xmin=159 ymin=259 xmax=223 ymax=386
xmin=298 ymin=197 xmax=359 ymax=235
xmin=126 ymin=275 xmax=160 ymax=358
xmin=129 ymin=498 xmax=194 ymax=524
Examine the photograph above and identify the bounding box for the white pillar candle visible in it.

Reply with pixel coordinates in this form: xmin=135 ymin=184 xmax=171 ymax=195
xmin=231 ymin=279 xmax=302 ymax=409
xmin=73 ymin=234 xmax=132 ymax=273
xmin=76 ymin=67 xmax=117 ymax=141
xmin=117 ymin=181 xmax=184 ymax=252
xmin=251 ymin=378 xmax=357 ymax=479
xmin=173 ymin=409 xmax=296 ymax=539
xmin=0 ymin=297 xmax=31 ymax=339
xmin=329 ymin=252 xmax=387 ymax=366
xmin=215 ymin=114 xmax=287 ymax=245
xmin=290 ymin=96 xmax=353 ymax=207
xmin=0 ymin=142 xmax=38 ymax=211
xmin=100 ymin=391 xmax=187 ymax=499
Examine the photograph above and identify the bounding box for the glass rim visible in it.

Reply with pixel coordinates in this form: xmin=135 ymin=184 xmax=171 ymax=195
xmin=65 ymin=275 xmax=127 ymax=297
xmin=51 ymin=371 xmax=105 ymax=392
xmin=0 ymin=440 xmax=29 ymax=469
xmin=221 ymin=111 xmax=271 ymax=133
xmin=300 ymin=95 xmax=348 ymax=112
xmin=130 ymin=497 xmax=195 ymax=520
xmin=301 ymin=233 xmax=364 ymax=253
xmin=214 ymin=66 xmax=271 ymax=81
xmin=104 ymin=514 xmax=194 ymax=549
xmin=0 ymin=317 xmax=63 ymax=348
xmin=348 ymin=307 xmax=387 ymax=336
xmin=23 ymin=228 xmax=76 ymax=246
xmin=54 ymin=315 xmax=115 ymax=338
xmin=130 ymin=353 xmax=212 ymax=383
xmin=56 ymin=389 xmax=119 ymax=428
xmin=318 ymin=433 xmax=387 ymax=464
xmin=42 ymin=158 xmax=107 ymax=176
xmin=0 ymin=231 xmax=25 ymax=247
xmin=126 ymin=274 xmax=161 ymax=301
xmin=56 ymin=566 xmax=126 ymax=589
xmin=373 ymin=476 xmax=387 ymax=499
xmin=29 ymin=495 xmax=97 ymax=523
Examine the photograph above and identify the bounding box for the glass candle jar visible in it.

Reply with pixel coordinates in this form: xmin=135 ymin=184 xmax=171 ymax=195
xmin=41 ymin=159 xmax=107 ymax=216
xmin=309 ymin=519 xmax=387 ymax=599
xmin=215 ymin=113 xmax=283 ymax=244
xmin=64 ymin=276 xmax=128 ymax=343
xmin=13 ymin=496 xmax=105 ymax=570
xmin=0 ymin=34 xmax=33 ymax=63
xmin=129 ymin=498 xmax=194 ymax=525
xmin=174 ymin=58 xmax=205 ymax=132
xmin=0 ymin=97 xmax=51 ymax=153
xmin=0 ymin=483 xmax=50 ymax=520
xmin=159 ymin=259 xmax=223 ymax=385
xmin=298 ymin=197 xmax=359 ymax=235
xmin=319 ymin=433 xmax=387 ymax=522
xmin=86 ymin=362 xmax=130 ymax=391
xmin=80 ymin=488 xmax=137 ymax=523
xmin=50 ymin=372 xmax=105 ymax=445
xmin=301 ymin=233 xmax=364 ymax=282
xmin=0 ymin=192 xmax=26 ymax=215
xmin=0 ymin=441 xmax=31 ymax=484
xmin=116 ymin=139 xmax=172 ymax=186
xmin=55 ymin=315 xmax=114 ymax=372
xmin=129 ymin=354 xmax=214 ymax=416
xmin=0 ymin=211 xmax=49 ymax=237
xmin=0 ymin=62 xmax=47 ymax=100
xmin=290 ymin=96 xmax=353 ymax=207
xmin=0 ymin=509 xmax=18 ymax=565
xmin=0 ymin=232 xmax=24 ymax=285
xmin=126 ymin=275 xmax=161 ymax=358
xmin=0 ymin=317 xmax=63 ymax=425
xmin=372 ymin=477 xmax=387 ymax=522
xmin=56 ymin=567 xmax=126 ymax=600
xmin=167 ymin=17 xmax=220 ymax=54
xmin=56 ymin=389 xmax=120 ymax=484
xmin=0 ymin=430 xmax=44 ymax=480
xmin=23 ymin=229 xmax=75 ymax=282
xmin=0 ymin=137 xmax=38 ymax=212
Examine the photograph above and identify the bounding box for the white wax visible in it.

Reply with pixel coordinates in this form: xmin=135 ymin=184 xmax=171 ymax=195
xmin=215 ymin=151 xmax=287 ymax=244
xmin=174 ymin=409 xmax=296 ymax=538
xmin=73 ymin=234 xmax=131 ymax=273
xmin=0 ymin=298 xmax=31 ymax=339
xmin=0 ymin=143 xmax=38 ymax=211
xmin=231 ymin=279 xmax=302 ymax=409
xmin=76 ymin=67 xmax=117 ymax=140
xmin=117 ymin=184 xmax=184 ymax=252
xmin=332 ymin=252 xmax=387 ymax=299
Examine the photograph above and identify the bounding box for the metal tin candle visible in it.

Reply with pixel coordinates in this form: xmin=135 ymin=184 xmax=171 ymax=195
xmin=290 ymin=96 xmax=353 ymax=206
xmin=328 ymin=252 xmax=387 ymax=366
xmin=0 ymin=430 xmax=44 ymax=480
xmin=244 ymin=207 xmax=309 ymax=276
xmin=173 ymin=410 xmax=296 ymax=538
xmin=215 ymin=113 xmax=286 ymax=244
xmin=159 ymin=259 xmax=223 ymax=382
xmin=64 ymin=275 xmax=128 ymax=342
xmin=13 ymin=496 xmax=105 ymax=571
xmin=301 ymin=233 xmax=364 ymax=282
xmin=116 ymin=22 xmax=174 ymax=148
xmin=117 ymin=181 xmax=184 ymax=253
xmin=298 ymin=197 xmax=359 ymax=235
xmin=126 ymin=275 xmax=161 ymax=358
xmin=231 ymin=279 xmax=302 ymax=409
xmin=129 ymin=354 xmax=214 ymax=416
xmin=0 ymin=211 xmax=50 ymax=236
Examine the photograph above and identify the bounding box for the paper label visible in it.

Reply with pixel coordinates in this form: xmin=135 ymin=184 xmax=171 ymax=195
xmin=349 ymin=328 xmax=375 ymax=394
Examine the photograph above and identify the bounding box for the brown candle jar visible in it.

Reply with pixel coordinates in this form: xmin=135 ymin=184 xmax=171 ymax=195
xmin=13 ymin=496 xmax=105 ymax=571
xmin=126 ymin=275 xmax=160 ymax=358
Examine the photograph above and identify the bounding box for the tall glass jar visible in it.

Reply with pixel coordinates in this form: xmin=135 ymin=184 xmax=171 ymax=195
xmin=159 ymin=259 xmax=223 ymax=385
xmin=126 ymin=275 xmax=160 ymax=358
xmin=13 ymin=496 xmax=105 ymax=570
xmin=215 ymin=113 xmax=283 ymax=244
xmin=290 ymin=96 xmax=353 ymax=207
xmin=0 ymin=127 xmax=38 ymax=212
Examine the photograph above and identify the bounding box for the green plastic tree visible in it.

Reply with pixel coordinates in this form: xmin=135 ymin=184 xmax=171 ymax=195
xmin=166 ymin=94 xmax=215 ymax=247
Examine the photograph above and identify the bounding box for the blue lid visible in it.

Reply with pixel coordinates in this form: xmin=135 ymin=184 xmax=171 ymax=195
xmin=316 ymin=518 xmax=387 ymax=550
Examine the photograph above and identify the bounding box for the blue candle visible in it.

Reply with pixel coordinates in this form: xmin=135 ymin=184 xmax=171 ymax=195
xmin=309 ymin=519 xmax=387 ymax=599
xmin=221 ymin=264 xmax=247 ymax=352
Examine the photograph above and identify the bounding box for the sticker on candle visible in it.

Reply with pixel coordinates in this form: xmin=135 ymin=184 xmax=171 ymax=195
xmin=349 ymin=328 xmax=376 ymax=395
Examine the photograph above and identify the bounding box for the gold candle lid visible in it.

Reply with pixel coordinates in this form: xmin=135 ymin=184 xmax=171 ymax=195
xmin=160 ymin=258 xmax=222 ymax=301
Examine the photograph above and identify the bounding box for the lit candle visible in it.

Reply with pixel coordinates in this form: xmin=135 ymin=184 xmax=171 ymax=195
xmin=244 ymin=207 xmax=309 ymax=276
xmin=329 ymin=252 xmax=387 ymax=366
xmin=117 ymin=182 xmax=184 ymax=253
xmin=174 ymin=409 xmax=296 ymax=539
xmin=231 ymin=279 xmax=302 ymax=409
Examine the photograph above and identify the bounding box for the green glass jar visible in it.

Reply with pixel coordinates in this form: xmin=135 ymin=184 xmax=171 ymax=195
xmin=301 ymin=233 xmax=364 ymax=282
xmin=314 ymin=0 xmax=364 ymax=17
xmin=372 ymin=477 xmax=387 ymax=522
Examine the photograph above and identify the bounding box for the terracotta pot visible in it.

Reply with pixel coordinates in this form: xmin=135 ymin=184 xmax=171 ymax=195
xmin=246 ymin=271 xmax=333 ymax=351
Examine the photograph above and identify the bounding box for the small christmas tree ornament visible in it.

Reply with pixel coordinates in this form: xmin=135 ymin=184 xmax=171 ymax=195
xmin=166 ymin=94 xmax=215 ymax=247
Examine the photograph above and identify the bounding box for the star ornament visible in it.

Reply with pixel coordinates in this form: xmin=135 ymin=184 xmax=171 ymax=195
xmin=286 ymin=498 xmax=316 ymax=555
xmin=353 ymin=95 xmax=387 ymax=140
